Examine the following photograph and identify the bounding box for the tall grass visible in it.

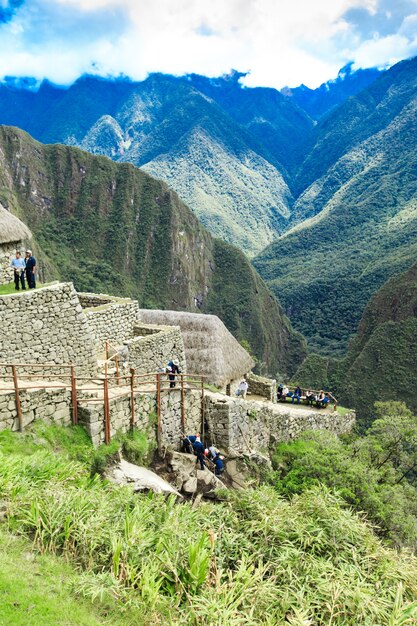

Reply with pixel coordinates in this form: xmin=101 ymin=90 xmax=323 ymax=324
xmin=1 ymin=427 xmax=417 ymax=624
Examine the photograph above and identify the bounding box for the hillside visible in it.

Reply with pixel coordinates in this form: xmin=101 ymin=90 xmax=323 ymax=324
xmin=281 ymin=63 xmax=382 ymax=120
xmin=0 ymin=74 xmax=306 ymax=256
xmin=341 ymin=261 xmax=417 ymax=424
xmin=2 ymin=425 xmax=417 ymax=625
xmin=0 ymin=125 xmax=305 ymax=375
xmin=254 ymin=56 xmax=417 ymax=354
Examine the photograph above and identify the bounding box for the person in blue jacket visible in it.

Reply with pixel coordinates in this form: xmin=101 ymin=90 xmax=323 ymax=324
xmin=182 ymin=433 xmax=198 ymax=454
xmin=192 ymin=437 xmax=206 ymax=470
xmin=25 ymin=249 xmax=36 ymax=289
xmin=292 ymin=386 xmax=302 ymax=404
xmin=213 ymin=456 xmax=225 ymax=476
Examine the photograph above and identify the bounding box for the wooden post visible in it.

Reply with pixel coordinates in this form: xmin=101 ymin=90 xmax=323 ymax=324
xmin=180 ymin=373 xmax=185 ymax=434
xmin=103 ymin=362 xmax=111 ymax=444
xmin=115 ymin=355 xmax=120 ymax=386
xmin=130 ymin=368 xmax=135 ymax=431
xmin=70 ymin=366 xmax=78 ymax=425
xmin=105 ymin=339 xmax=109 ymax=361
xmin=156 ymin=373 xmax=162 ymax=454
xmin=201 ymin=377 xmax=205 ymax=443
xmin=11 ymin=365 xmax=22 ymax=432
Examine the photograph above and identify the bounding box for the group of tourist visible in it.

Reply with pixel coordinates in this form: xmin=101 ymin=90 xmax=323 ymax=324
xmin=277 ymin=384 xmax=331 ymax=408
xmin=182 ymin=432 xmax=225 ymax=476
xmin=9 ymin=249 xmax=36 ymax=290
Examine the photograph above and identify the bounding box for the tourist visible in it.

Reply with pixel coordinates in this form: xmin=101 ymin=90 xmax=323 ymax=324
xmin=182 ymin=433 xmax=198 ymax=454
xmin=192 ymin=437 xmax=206 ymax=470
xmin=280 ymin=385 xmax=289 ymax=401
xmin=25 ymin=249 xmax=36 ymax=289
xmin=9 ymin=250 xmax=26 ymax=290
xmin=292 ymin=386 xmax=302 ymax=404
xmin=208 ymin=444 xmax=219 ymax=460
xmin=213 ymin=455 xmax=225 ymax=476
xmin=305 ymin=390 xmax=316 ymax=406
xmin=277 ymin=383 xmax=284 ymax=401
xmin=316 ymin=390 xmax=326 ymax=408
xmin=236 ymin=379 xmax=248 ymax=399
xmin=167 ymin=358 xmax=181 ymax=388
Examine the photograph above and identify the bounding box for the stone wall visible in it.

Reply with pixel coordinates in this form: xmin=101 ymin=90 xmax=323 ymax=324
xmin=0 ymin=386 xmax=72 ymax=432
xmin=125 ymin=324 xmax=186 ymax=375
xmin=79 ymin=387 xmax=202 ymax=448
xmin=0 ymin=242 xmax=17 ymax=285
xmin=204 ymin=393 xmax=355 ymax=453
xmin=77 ymin=292 xmax=114 ymax=308
xmin=0 ymin=283 xmax=97 ymax=375
xmin=246 ymin=373 xmax=277 ymax=402
xmin=82 ymin=298 xmax=139 ymax=354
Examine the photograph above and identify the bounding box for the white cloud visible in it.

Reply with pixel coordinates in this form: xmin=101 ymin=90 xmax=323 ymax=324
xmin=0 ymin=0 xmax=415 ymax=87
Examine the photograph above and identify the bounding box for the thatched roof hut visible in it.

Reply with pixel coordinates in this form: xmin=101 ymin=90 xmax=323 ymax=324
xmin=0 ymin=205 xmax=32 ymax=245
xmin=138 ymin=309 xmax=255 ymax=388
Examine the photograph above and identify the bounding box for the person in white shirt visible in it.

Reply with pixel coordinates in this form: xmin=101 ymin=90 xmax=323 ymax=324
xmin=10 ymin=250 xmax=26 ymax=290
xmin=236 ymin=379 xmax=249 ymax=399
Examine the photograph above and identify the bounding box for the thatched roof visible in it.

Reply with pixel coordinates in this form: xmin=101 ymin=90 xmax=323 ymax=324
xmin=0 ymin=204 xmax=32 ymax=245
xmin=138 ymin=309 xmax=255 ymax=387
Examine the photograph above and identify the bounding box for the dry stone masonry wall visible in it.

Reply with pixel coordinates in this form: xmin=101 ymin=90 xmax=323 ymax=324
xmin=246 ymin=373 xmax=277 ymax=402
xmin=0 ymin=387 xmax=71 ymax=432
xmin=0 ymin=242 xmax=16 ymax=285
xmin=205 ymin=393 xmax=355 ymax=453
xmin=79 ymin=388 xmax=202 ymax=448
xmin=0 ymin=283 xmax=97 ymax=375
xmin=125 ymin=323 xmax=186 ymax=375
xmin=78 ymin=292 xmax=139 ymax=354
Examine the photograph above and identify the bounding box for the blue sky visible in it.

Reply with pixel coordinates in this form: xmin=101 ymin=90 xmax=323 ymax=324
xmin=0 ymin=0 xmax=416 ymax=88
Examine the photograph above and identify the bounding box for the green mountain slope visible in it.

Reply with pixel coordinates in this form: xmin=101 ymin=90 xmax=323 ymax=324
xmin=254 ymin=56 xmax=417 ymax=355
xmin=341 ymin=262 xmax=417 ymax=424
xmin=0 ymin=74 xmax=302 ymax=256
xmin=0 ymin=125 xmax=305 ymax=375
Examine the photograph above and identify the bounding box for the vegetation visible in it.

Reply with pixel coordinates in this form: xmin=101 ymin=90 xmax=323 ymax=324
xmin=270 ymin=402 xmax=417 ymax=549
xmin=0 ymin=125 xmax=302 ymax=375
xmin=1 ymin=422 xmax=417 ymax=624
xmin=254 ymin=56 xmax=417 ymax=355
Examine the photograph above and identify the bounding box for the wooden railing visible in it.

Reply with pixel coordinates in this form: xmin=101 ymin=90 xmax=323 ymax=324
xmin=0 ymin=362 xmax=206 ymax=448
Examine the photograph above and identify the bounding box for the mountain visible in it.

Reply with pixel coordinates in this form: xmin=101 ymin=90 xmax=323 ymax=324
xmin=254 ymin=56 xmax=417 ymax=355
xmin=0 ymin=73 xmax=312 ymax=256
xmin=340 ymin=261 xmax=417 ymax=425
xmin=0 ymin=124 xmax=306 ymax=375
xmin=281 ymin=63 xmax=383 ymax=120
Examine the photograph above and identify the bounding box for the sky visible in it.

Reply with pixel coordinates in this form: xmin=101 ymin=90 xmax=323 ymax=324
xmin=0 ymin=0 xmax=416 ymax=88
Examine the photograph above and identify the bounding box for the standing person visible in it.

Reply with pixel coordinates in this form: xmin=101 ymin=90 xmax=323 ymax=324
xmin=10 ymin=250 xmax=26 ymax=290
xmin=192 ymin=437 xmax=206 ymax=471
xmin=167 ymin=358 xmax=181 ymax=388
xmin=25 ymin=250 xmax=36 ymax=289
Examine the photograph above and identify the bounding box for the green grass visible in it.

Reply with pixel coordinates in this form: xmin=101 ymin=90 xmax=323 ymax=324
xmin=0 ymin=282 xmax=50 ymax=296
xmin=0 ymin=529 xmax=133 ymax=626
xmin=1 ymin=425 xmax=417 ymax=624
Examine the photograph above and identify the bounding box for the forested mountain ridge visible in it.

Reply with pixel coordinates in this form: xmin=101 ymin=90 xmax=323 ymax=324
xmin=0 ymin=125 xmax=306 ymax=375
xmin=340 ymin=261 xmax=417 ymax=423
xmin=0 ymin=74 xmax=305 ymax=256
xmin=281 ymin=62 xmax=383 ymax=121
xmin=255 ymin=56 xmax=417 ymax=355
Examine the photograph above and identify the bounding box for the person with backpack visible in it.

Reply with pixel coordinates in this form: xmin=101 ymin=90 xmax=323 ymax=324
xmin=213 ymin=456 xmax=225 ymax=476
xmin=167 ymin=358 xmax=181 ymax=388
xmin=192 ymin=437 xmax=206 ymax=470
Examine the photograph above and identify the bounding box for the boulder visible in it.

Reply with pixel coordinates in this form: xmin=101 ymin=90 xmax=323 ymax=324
xmin=107 ymin=459 xmax=181 ymax=496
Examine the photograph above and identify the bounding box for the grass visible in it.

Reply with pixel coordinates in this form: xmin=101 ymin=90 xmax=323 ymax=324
xmin=0 ymin=282 xmax=50 ymax=296
xmin=1 ymin=424 xmax=417 ymax=624
xmin=0 ymin=528 xmax=139 ymax=626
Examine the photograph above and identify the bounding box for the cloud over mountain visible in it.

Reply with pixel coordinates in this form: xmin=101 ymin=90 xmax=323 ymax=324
xmin=0 ymin=0 xmax=416 ymax=88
